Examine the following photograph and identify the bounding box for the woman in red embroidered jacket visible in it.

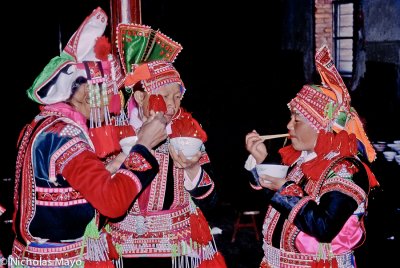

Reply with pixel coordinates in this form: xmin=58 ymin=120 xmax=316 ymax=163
xmin=12 ymin=8 xmax=167 ymax=267
xmin=245 ymin=46 xmax=378 ymax=268
xmin=109 ymin=59 xmax=220 ymax=267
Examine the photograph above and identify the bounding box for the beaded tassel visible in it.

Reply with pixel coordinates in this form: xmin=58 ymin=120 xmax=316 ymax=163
xmin=94 ymin=83 xmax=101 ymax=127
xmin=311 ymin=243 xmax=338 ymax=268
xmin=88 ymin=84 xmax=96 ymax=129
xmin=81 ymin=218 xmax=116 ymax=267
xmin=101 ymin=82 xmax=112 ymax=126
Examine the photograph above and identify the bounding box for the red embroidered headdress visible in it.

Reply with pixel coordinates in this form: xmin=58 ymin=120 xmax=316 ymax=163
xmin=116 ymin=23 xmax=185 ymax=95
xmin=125 ymin=60 xmax=185 ymax=95
xmin=288 ymin=45 xmax=376 ymax=163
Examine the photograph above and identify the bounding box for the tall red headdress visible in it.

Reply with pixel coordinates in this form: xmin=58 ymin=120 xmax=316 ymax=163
xmin=289 ymin=45 xmax=376 ymax=162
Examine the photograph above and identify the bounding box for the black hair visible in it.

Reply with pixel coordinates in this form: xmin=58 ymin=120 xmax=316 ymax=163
xmin=70 ymin=76 xmax=88 ymax=98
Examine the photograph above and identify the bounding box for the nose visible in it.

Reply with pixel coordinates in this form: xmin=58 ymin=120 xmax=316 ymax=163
xmin=164 ymin=95 xmax=174 ymax=107
xmin=287 ymin=117 xmax=294 ymax=131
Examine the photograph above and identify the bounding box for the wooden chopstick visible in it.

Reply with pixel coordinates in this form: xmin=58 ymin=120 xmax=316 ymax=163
xmin=260 ymin=133 xmax=289 ymax=141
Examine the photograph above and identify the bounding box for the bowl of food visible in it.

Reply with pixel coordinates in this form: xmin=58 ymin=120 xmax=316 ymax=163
xmin=256 ymin=164 xmax=289 ymax=181
xmin=120 ymin=136 xmax=138 ymax=155
xmin=169 ymin=137 xmax=203 ymax=159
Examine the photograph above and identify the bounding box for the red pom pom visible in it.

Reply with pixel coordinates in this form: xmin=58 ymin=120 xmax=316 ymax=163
xmin=170 ymin=111 xmax=207 ymax=142
xmin=94 ymin=36 xmax=111 ymax=61
xmin=190 ymin=208 xmax=212 ymax=245
xmin=148 ymin=94 xmax=167 ymax=114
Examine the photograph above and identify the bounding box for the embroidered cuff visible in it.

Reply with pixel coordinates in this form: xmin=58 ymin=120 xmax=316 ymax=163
xmin=187 ymin=171 xmax=215 ymax=200
xmin=244 ymin=154 xmax=257 ymax=171
xmin=124 ymin=152 xmax=152 ymax=171
xmin=280 ymin=183 xmax=304 ymax=197
xmin=122 ymin=143 xmax=159 ymax=190
xmin=270 ymin=181 xmax=304 ymax=218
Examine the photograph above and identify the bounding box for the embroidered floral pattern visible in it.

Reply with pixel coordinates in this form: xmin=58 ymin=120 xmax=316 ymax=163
xmin=36 ymin=188 xmax=84 ymax=202
xmin=281 ymin=184 xmax=304 ymax=197
xmin=124 ymin=152 xmax=152 ymax=171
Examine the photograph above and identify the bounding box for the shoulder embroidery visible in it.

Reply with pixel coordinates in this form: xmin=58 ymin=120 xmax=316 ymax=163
xmin=46 ymin=121 xmax=82 ymax=137
xmin=328 ymin=160 xmax=359 ymax=180
xmin=60 ymin=125 xmax=82 ymax=137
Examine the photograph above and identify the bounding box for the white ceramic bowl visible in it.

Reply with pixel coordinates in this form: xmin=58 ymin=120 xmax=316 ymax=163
xmin=120 ymin=136 xmax=138 ymax=155
xmin=256 ymin=164 xmax=289 ymax=179
xmin=372 ymin=142 xmax=386 ymax=152
xmin=383 ymin=151 xmax=396 ymax=161
xmin=169 ymin=137 xmax=203 ymax=159
xmin=387 ymin=143 xmax=400 ymax=152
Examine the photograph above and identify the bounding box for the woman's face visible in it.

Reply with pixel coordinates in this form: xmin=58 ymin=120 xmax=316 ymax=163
xmin=155 ymin=83 xmax=182 ymax=122
xmin=71 ymin=83 xmax=91 ymax=119
xmin=137 ymin=83 xmax=182 ymax=123
xmin=287 ymin=110 xmax=318 ymax=153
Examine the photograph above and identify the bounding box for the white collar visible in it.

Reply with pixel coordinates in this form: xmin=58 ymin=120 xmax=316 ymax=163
xmin=296 ymin=151 xmax=317 ymax=164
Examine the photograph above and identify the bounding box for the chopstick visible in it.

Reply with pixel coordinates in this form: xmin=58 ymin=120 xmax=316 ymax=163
xmin=260 ymin=133 xmax=289 ymax=141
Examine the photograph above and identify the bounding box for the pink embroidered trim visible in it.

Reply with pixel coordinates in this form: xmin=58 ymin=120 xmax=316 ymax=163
xmin=172 ymin=165 xmax=187 ymax=208
xmin=321 ymin=177 xmax=366 ymax=205
xmin=51 ymin=138 xmax=90 ymax=182
xmin=36 ymin=199 xmax=88 ymax=207
xmin=12 ymin=239 xmax=85 ymax=261
xmin=36 ymin=187 xmax=84 ymax=202
xmin=196 ymin=183 xmax=215 ymax=200
xmin=263 ymin=208 xmax=280 ymax=245
xmin=152 ymin=151 xmax=168 ymax=210
xmin=36 ymin=187 xmax=76 ymax=193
